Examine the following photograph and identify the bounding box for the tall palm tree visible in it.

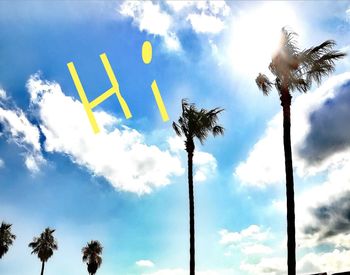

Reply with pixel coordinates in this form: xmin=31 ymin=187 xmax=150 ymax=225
xmin=82 ymin=240 xmax=103 ymax=275
xmin=0 ymin=222 xmax=16 ymax=259
xmin=256 ymin=27 xmax=346 ymax=275
xmin=173 ymin=99 xmax=224 ymax=275
xmin=29 ymin=227 xmax=58 ymax=275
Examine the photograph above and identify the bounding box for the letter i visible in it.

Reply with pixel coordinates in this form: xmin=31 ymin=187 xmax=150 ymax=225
xmin=142 ymin=41 xmax=169 ymax=122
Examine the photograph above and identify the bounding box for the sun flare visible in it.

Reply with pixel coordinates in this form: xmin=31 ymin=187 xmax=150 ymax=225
xmin=228 ymin=2 xmax=303 ymax=77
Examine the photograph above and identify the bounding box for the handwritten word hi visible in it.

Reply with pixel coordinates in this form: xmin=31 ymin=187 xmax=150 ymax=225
xmin=67 ymin=41 xmax=169 ymax=134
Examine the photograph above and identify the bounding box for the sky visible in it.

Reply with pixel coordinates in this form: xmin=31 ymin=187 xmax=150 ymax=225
xmin=0 ymin=1 xmax=350 ymax=275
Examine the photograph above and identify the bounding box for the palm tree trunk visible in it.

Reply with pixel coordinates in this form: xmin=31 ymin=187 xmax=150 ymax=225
xmin=187 ymin=141 xmax=195 ymax=275
xmin=40 ymin=261 xmax=45 ymax=275
xmin=281 ymin=92 xmax=296 ymax=275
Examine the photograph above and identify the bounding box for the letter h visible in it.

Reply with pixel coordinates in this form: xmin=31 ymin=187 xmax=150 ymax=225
xmin=67 ymin=53 xmax=131 ymax=134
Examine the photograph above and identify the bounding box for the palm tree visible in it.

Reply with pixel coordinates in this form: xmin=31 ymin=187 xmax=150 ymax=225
xmin=173 ymin=99 xmax=224 ymax=275
xmin=82 ymin=240 xmax=103 ymax=275
xmin=0 ymin=222 xmax=16 ymax=259
xmin=28 ymin=227 xmax=58 ymax=275
xmin=256 ymin=27 xmax=346 ymax=275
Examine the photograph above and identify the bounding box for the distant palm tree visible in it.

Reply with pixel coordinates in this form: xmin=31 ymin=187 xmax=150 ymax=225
xmin=256 ymin=27 xmax=346 ymax=275
xmin=29 ymin=227 xmax=58 ymax=275
xmin=0 ymin=222 xmax=16 ymax=259
xmin=82 ymin=240 xmax=103 ymax=275
xmin=173 ymin=99 xmax=224 ymax=275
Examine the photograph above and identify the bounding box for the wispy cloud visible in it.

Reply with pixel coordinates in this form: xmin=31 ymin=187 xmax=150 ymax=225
xmin=136 ymin=259 xmax=155 ymax=268
xmin=0 ymin=90 xmax=45 ymax=173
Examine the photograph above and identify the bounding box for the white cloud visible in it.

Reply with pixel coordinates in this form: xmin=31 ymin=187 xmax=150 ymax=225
xmin=0 ymin=158 xmax=4 ymax=168
xmin=0 ymin=93 xmax=45 ymax=173
xmin=296 ymin=159 xmax=350 ymax=248
xmin=193 ymin=151 xmax=217 ymax=182
xmin=26 ymin=74 xmax=184 ymax=194
xmin=187 ymin=13 xmax=225 ymax=34
xmin=241 ymin=243 xmax=273 ymax=255
xmin=136 ymin=259 xmax=155 ymax=268
xmin=298 ymin=249 xmax=350 ymax=275
xmin=234 ymin=114 xmax=285 ymax=187
xmin=219 ymin=225 xmax=269 ymax=246
xmin=240 ymin=257 xmax=286 ymax=275
xmin=0 ymin=89 xmax=7 ymax=100
xmin=118 ymin=1 xmax=230 ymax=51
xmin=166 ymin=1 xmax=193 ymax=12
xmin=119 ymin=1 xmax=181 ymax=51
xmin=234 ymin=72 xmax=350 ymax=187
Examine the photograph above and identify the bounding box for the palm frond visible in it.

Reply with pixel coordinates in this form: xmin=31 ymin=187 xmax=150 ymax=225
xmin=256 ymin=73 xmax=273 ymax=95
xmin=173 ymin=99 xmax=224 ymax=148
xmin=172 ymin=122 xmax=182 ymax=137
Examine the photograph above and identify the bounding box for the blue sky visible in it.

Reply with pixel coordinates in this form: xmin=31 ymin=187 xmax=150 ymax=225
xmin=1 ymin=1 xmax=350 ymax=275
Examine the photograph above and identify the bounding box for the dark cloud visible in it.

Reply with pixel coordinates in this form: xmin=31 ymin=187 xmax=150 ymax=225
xmin=298 ymin=79 xmax=350 ymax=164
xmin=303 ymin=191 xmax=350 ymax=240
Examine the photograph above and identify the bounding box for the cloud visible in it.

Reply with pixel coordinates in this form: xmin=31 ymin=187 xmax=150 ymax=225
xmin=241 ymin=243 xmax=273 ymax=255
xmin=193 ymin=151 xmax=217 ymax=182
xmin=234 ymin=114 xmax=285 ymax=187
xmin=167 ymin=135 xmax=218 ymax=183
xmin=240 ymin=257 xmax=286 ymax=275
xmin=26 ymin=74 xmax=184 ymax=194
xmin=234 ymin=72 xmax=350 ymax=187
xmin=187 ymin=13 xmax=225 ymax=34
xmin=0 ymin=158 xmax=4 ymax=168
xmin=118 ymin=1 xmax=230 ymax=51
xmin=219 ymin=224 xmax=272 ymax=258
xmin=296 ymin=158 xmax=350 ymax=249
xmin=297 ymin=249 xmax=350 ymax=274
xmin=136 ymin=259 xmax=155 ymax=268
xmin=119 ymin=1 xmax=180 ymax=51
xmin=303 ymin=191 xmax=350 ymax=241
xmin=298 ymin=81 xmax=350 ymax=164
xmin=0 ymin=89 xmax=7 ymax=100
xmin=219 ymin=225 xmax=269 ymax=246
xmin=0 ymin=93 xmax=45 ymax=173
xmin=184 ymin=1 xmax=230 ymax=34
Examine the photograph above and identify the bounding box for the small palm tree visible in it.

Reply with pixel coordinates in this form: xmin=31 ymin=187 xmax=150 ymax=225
xmin=82 ymin=240 xmax=103 ymax=275
xmin=0 ymin=222 xmax=16 ymax=259
xmin=29 ymin=227 xmax=58 ymax=275
xmin=173 ymin=99 xmax=224 ymax=275
xmin=256 ymin=27 xmax=346 ymax=275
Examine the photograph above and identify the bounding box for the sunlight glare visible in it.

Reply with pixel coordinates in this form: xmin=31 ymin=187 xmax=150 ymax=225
xmin=228 ymin=2 xmax=303 ymax=78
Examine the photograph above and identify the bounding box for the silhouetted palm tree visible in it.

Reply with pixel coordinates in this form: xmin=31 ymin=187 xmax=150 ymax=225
xmin=173 ymin=99 xmax=224 ymax=275
xmin=0 ymin=222 xmax=16 ymax=259
xmin=82 ymin=240 xmax=103 ymax=275
xmin=29 ymin=227 xmax=58 ymax=275
xmin=256 ymin=27 xmax=346 ymax=275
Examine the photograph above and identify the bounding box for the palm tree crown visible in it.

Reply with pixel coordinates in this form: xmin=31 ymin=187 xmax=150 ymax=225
xmin=0 ymin=222 xmax=16 ymax=259
xmin=172 ymin=99 xmax=224 ymax=152
xmin=256 ymin=27 xmax=346 ymax=96
xmin=82 ymin=240 xmax=103 ymax=275
xmin=29 ymin=227 xmax=58 ymax=263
